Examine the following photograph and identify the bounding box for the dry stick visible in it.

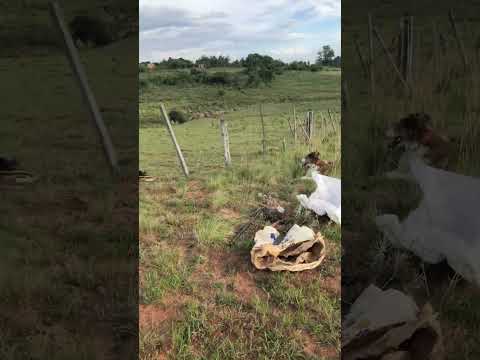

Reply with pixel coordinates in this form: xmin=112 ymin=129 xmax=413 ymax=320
xmin=373 ymin=26 xmax=412 ymax=96
xmin=307 ymin=111 xmax=314 ymax=140
xmin=220 ymin=116 xmax=231 ymax=167
xmin=160 ymin=103 xmax=189 ymax=177
xmin=49 ymin=1 xmax=119 ymax=175
xmin=297 ymin=120 xmax=310 ymax=142
xmin=432 ymin=20 xmax=439 ymax=78
xmin=285 ymin=116 xmax=296 ymax=138
xmin=354 ymin=37 xmax=368 ymax=78
xmin=327 ymin=109 xmax=337 ymax=134
xmin=368 ymin=13 xmax=375 ymax=102
xmin=293 ymin=105 xmax=297 ymax=144
xmin=408 ymin=15 xmax=414 ymax=84
xmin=449 ymin=9 xmax=469 ymax=72
xmin=260 ymin=104 xmax=266 ymax=156
xmin=399 ymin=16 xmax=405 ymax=78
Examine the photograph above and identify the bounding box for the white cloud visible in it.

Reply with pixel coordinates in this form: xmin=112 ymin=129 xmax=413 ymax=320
xmin=139 ymin=0 xmax=340 ymax=62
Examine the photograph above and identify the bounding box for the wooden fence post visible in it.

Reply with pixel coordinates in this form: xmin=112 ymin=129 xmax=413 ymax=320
xmin=220 ymin=116 xmax=231 ymax=167
xmin=160 ymin=103 xmax=189 ymax=177
xmin=260 ymin=104 xmax=266 ymax=156
xmin=49 ymin=1 xmax=119 ymax=175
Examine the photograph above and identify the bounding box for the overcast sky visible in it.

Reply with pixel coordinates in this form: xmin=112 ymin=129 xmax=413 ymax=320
xmin=139 ymin=0 xmax=340 ymax=63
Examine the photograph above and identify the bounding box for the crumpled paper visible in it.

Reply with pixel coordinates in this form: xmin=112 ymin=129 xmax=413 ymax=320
xmin=342 ymin=285 xmax=444 ymax=360
xmin=250 ymin=224 xmax=326 ymax=271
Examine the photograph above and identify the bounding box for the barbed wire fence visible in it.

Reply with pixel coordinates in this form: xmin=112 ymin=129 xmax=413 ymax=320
xmin=141 ymin=102 xmax=341 ymax=178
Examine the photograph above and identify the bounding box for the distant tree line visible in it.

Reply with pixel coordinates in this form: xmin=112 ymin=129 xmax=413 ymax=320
xmin=139 ymin=44 xmax=340 ymax=73
xmin=139 ymin=45 xmax=339 ymax=88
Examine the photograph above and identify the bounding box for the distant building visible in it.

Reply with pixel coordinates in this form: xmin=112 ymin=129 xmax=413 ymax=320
xmin=147 ymin=63 xmax=156 ymax=71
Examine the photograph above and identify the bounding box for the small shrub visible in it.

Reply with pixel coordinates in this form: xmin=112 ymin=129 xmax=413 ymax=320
xmin=168 ymin=110 xmax=188 ymax=124
xmin=139 ymin=78 xmax=149 ymax=90
xmin=205 ymin=72 xmax=233 ymax=85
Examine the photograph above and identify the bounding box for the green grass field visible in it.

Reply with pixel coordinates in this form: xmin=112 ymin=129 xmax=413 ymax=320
xmin=0 ymin=1 xmax=138 ymax=358
xmin=139 ymin=69 xmax=341 ymax=359
xmin=342 ymin=2 xmax=480 ymax=358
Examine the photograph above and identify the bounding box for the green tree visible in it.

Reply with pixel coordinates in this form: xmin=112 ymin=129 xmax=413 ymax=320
xmin=317 ymin=45 xmax=335 ymax=65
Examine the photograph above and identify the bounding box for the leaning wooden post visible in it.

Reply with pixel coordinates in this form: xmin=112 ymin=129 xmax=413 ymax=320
xmin=160 ymin=103 xmax=189 ymax=177
xmin=220 ymin=116 xmax=231 ymax=167
xmin=49 ymin=1 xmax=119 ymax=175
xmin=260 ymin=104 xmax=266 ymax=156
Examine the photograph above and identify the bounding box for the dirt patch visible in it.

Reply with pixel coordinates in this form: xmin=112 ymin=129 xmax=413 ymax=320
xmin=301 ymin=330 xmax=338 ymax=359
xmin=139 ymin=232 xmax=158 ymax=245
xmin=185 ymin=180 xmax=209 ymax=203
xmin=322 ymin=273 xmax=341 ymax=296
xmin=139 ymin=304 xmax=175 ymax=330
xmin=140 ymin=294 xmax=189 ymax=331
xmin=233 ymin=272 xmax=262 ymax=302
xmin=219 ymin=207 xmax=241 ymax=220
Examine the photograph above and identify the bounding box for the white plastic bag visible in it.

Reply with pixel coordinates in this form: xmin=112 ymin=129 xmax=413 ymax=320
xmin=297 ymin=170 xmax=341 ymax=224
xmin=376 ymin=154 xmax=480 ymax=286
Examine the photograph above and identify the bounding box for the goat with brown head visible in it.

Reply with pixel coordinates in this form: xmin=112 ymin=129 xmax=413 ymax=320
xmin=301 ymin=151 xmax=333 ymax=174
xmin=385 ymin=112 xmax=453 ymax=169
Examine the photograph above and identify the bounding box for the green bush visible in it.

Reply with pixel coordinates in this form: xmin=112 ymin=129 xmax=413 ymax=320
xmin=204 ymin=72 xmax=234 ymax=85
xmin=139 ymin=78 xmax=149 ymax=89
xmin=168 ymin=110 xmax=188 ymax=124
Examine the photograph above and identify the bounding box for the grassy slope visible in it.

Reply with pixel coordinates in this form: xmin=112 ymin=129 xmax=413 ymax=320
xmin=342 ymin=1 xmax=480 ymax=358
xmin=139 ymin=70 xmax=341 ymax=359
xmin=0 ymin=1 xmax=138 ymax=358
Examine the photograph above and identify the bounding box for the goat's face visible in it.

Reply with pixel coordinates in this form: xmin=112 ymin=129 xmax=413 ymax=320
xmin=302 ymin=151 xmax=320 ymax=167
xmin=386 ymin=113 xmax=433 ymax=150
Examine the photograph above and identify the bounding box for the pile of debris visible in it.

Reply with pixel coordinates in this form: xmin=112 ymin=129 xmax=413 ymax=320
xmin=245 ymin=151 xmax=340 ymax=272
xmin=343 ymin=285 xmax=444 ymax=360
xmin=251 ymin=224 xmax=326 ymax=271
